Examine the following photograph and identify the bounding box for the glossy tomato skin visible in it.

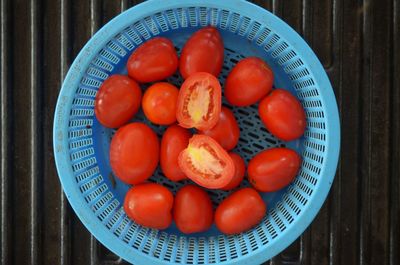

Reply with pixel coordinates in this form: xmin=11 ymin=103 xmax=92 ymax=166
xmin=178 ymin=135 xmax=234 ymax=189
xmin=142 ymin=82 xmax=179 ymax=125
xmin=248 ymin=147 xmax=301 ymax=192
xmin=127 ymin=37 xmax=178 ymax=83
xmin=200 ymin=107 xmax=239 ymax=151
xmin=215 ymin=188 xmax=266 ymax=235
xmin=176 ymin=72 xmax=221 ymax=130
xmin=94 ymin=75 xmax=142 ymax=128
xmin=180 ymin=26 xmax=224 ymax=79
xmin=225 ymin=57 xmax=274 ymax=107
xmin=221 ymin=152 xmax=246 ymax=190
xmin=110 ymin=123 xmax=159 ymax=185
xmin=160 ymin=125 xmax=191 ymax=182
xmin=259 ymin=89 xmax=306 ymax=141
xmin=173 ymin=185 xmax=213 ymax=234
xmin=124 ymin=183 xmax=173 ymax=230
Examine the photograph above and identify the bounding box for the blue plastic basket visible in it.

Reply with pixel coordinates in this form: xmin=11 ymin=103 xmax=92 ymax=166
xmin=53 ymin=0 xmax=340 ymax=264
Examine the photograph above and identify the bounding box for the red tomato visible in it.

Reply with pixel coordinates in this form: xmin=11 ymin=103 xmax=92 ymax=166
xmin=94 ymin=75 xmax=142 ymax=128
xmin=215 ymin=188 xmax=266 ymax=235
xmin=200 ymin=107 xmax=239 ymax=151
xmin=160 ymin=125 xmax=191 ymax=182
xmin=180 ymin=26 xmax=224 ymax=79
xmin=173 ymin=185 xmax=213 ymax=234
xmin=258 ymin=89 xmax=306 ymax=141
xmin=110 ymin=123 xmax=159 ymax=184
xmin=124 ymin=183 xmax=173 ymax=230
xmin=178 ymin=135 xmax=234 ymax=189
xmin=248 ymin=147 xmax=301 ymax=192
xmin=225 ymin=57 xmax=274 ymax=107
xmin=127 ymin=37 xmax=178 ymax=83
xmin=221 ymin=152 xmax=246 ymax=190
xmin=176 ymin=72 xmax=221 ymax=130
xmin=142 ymin=82 xmax=179 ymax=125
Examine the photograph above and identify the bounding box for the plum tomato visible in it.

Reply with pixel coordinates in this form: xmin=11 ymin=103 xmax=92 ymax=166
xmin=179 ymin=26 xmax=224 ymax=79
xmin=110 ymin=123 xmax=159 ymax=185
xmin=258 ymin=89 xmax=306 ymax=141
xmin=225 ymin=57 xmax=274 ymax=106
xmin=124 ymin=183 xmax=173 ymax=230
xmin=160 ymin=125 xmax=191 ymax=182
xmin=200 ymin=106 xmax=239 ymax=151
xmin=215 ymin=188 xmax=266 ymax=235
xmin=248 ymin=147 xmax=301 ymax=192
xmin=173 ymin=185 xmax=213 ymax=234
xmin=221 ymin=152 xmax=246 ymax=190
xmin=127 ymin=37 xmax=178 ymax=83
xmin=94 ymin=75 xmax=142 ymax=128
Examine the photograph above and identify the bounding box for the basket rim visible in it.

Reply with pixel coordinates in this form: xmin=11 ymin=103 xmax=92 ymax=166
xmin=53 ymin=0 xmax=341 ymax=264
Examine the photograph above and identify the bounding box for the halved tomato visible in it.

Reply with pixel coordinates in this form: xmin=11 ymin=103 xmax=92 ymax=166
xmin=178 ymin=135 xmax=234 ymax=189
xmin=176 ymin=72 xmax=221 ymax=130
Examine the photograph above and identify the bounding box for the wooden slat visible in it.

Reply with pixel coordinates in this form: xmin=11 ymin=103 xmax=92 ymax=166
xmin=41 ymin=0 xmax=71 ymax=264
xmin=10 ymin=0 xmax=37 ymax=263
xmin=0 ymin=0 xmax=12 ymax=264
xmin=360 ymin=0 xmax=392 ymax=264
xmin=29 ymin=0 xmax=42 ymax=264
xmin=328 ymin=0 xmax=363 ymax=265
xmin=390 ymin=2 xmax=400 ymax=265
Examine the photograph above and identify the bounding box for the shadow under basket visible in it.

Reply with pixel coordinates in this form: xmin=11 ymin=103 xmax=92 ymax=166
xmin=53 ymin=0 xmax=340 ymax=264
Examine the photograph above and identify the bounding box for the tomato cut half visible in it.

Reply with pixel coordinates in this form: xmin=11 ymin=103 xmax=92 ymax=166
xmin=176 ymin=72 xmax=221 ymax=131
xmin=178 ymin=135 xmax=234 ymax=189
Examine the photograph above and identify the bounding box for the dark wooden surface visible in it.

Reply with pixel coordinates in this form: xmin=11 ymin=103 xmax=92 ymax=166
xmin=0 ymin=0 xmax=399 ymax=264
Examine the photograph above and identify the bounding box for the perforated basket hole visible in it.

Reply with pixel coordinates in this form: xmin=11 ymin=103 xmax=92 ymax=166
xmin=133 ymin=21 xmax=151 ymax=40
xmin=125 ymin=26 xmax=143 ymax=45
xmin=217 ymin=236 xmax=228 ymax=262
xmin=176 ymin=8 xmax=188 ymax=28
xmin=92 ymin=191 xmax=113 ymax=212
xmin=165 ymin=9 xmax=178 ymax=29
xmin=106 ymin=40 xmax=127 ymax=57
xmin=238 ymin=16 xmax=251 ymax=36
xmin=85 ymin=183 xmax=107 ymax=203
xmin=115 ymin=33 xmax=134 ymax=51
xmin=69 ymin=138 xmax=93 ymax=150
xmin=143 ymin=16 xmax=160 ymax=36
xmin=91 ymin=57 xmax=114 ymax=72
xmin=238 ymin=234 xmax=249 ymax=256
xmin=140 ymin=227 xmax=158 ymax=254
xmin=154 ymin=12 xmax=169 ymax=32
xmin=219 ymin=9 xmax=229 ymax=29
xmin=206 ymin=8 xmax=217 ymax=26
xmin=255 ymin=27 xmax=271 ymax=45
xmin=98 ymin=199 xmax=120 ymax=222
xmin=99 ymin=49 xmax=120 ymax=64
xmin=72 ymin=157 xmax=96 ymax=172
xmin=198 ymin=7 xmax=208 ymax=26
xmin=229 ymin=13 xmax=241 ymax=33
xmin=264 ymin=33 xmax=280 ymax=51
